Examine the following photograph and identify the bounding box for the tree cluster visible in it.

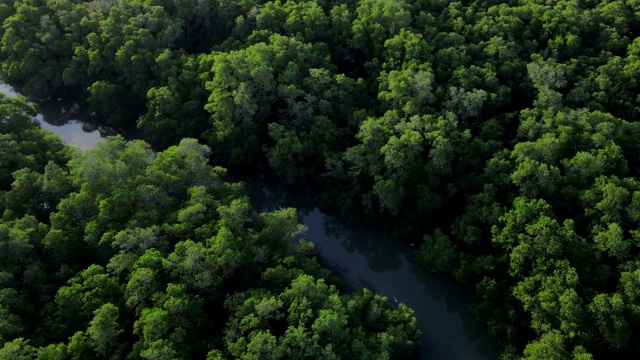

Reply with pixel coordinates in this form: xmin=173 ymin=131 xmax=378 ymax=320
xmin=3 ymin=0 xmax=640 ymax=357
xmin=0 ymin=99 xmax=421 ymax=359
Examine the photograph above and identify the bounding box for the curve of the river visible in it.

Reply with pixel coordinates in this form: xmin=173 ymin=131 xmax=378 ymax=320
xmin=241 ymin=177 xmax=499 ymax=360
xmin=1 ymin=82 xmax=499 ymax=359
xmin=0 ymin=82 xmax=103 ymax=150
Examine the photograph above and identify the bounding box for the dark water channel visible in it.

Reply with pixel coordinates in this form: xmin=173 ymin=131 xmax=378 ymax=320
xmin=242 ymin=177 xmax=499 ymax=360
xmin=1 ymin=82 xmax=499 ymax=359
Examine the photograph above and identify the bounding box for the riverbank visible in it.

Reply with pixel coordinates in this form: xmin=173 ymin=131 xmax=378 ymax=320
xmin=240 ymin=174 xmax=499 ymax=359
xmin=0 ymin=81 xmax=499 ymax=359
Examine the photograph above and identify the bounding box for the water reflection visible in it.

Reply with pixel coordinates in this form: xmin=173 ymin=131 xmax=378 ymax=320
xmin=0 ymin=81 xmax=134 ymax=150
xmin=242 ymin=173 xmax=499 ymax=360
xmin=322 ymin=215 xmax=404 ymax=272
xmin=0 ymin=82 xmax=20 ymax=97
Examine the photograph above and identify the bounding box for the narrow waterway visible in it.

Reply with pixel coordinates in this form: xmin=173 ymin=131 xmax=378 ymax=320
xmin=1 ymin=82 xmax=110 ymax=150
xmin=1 ymin=82 xmax=499 ymax=359
xmin=242 ymin=176 xmax=499 ymax=360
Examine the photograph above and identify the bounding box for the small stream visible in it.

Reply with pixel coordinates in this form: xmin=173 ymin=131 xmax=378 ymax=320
xmin=1 ymin=82 xmax=499 ymax=359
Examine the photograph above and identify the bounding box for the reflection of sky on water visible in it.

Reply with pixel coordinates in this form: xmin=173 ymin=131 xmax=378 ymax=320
xmin=0 ymin=82 xmax=20 ymax=97
xmin=0 ymin=82 xmax=104 ymax=150
xmin=35 ymin=114 xmax=103 ymax=150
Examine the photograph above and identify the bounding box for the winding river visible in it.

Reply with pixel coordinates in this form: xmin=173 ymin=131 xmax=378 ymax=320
xmin=1 ymin=82 xmax=499 ymax=359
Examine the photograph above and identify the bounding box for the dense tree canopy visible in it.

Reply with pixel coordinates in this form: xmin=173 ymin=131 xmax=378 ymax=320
xmin=3 ymin=0 xmax=640 ymax=357
xmin=0 ymin=108 xmax=421 ymax=358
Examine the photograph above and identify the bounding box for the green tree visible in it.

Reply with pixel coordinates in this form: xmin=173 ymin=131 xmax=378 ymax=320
xmin=86 ymin=303 xmax=124 ymax=357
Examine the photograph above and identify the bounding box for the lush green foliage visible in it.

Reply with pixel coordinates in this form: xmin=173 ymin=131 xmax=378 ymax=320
xmin=0 ymin=109 xmax=421 ymax=358
xmin=3 ymin=0 xmax=640 ymax=357
xmin=0 ymin=94 xmax=73 ymax=191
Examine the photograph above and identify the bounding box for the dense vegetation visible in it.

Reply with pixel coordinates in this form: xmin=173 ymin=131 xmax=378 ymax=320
xmin=0 ymin=96 xmax=421 ymax=358
xmin=2 ymin=0 xmax=640 ymax=357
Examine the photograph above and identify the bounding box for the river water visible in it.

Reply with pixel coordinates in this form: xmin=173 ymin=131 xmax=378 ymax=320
xmin=1 ymin=82 xmax=499 ymax=359
xmin=1 ymin=82 xmax=106 ymax=150
xmin=242 ymin=177 xmax=499 ymax=360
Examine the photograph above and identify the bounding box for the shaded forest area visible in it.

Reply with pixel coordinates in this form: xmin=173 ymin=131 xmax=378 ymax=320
xmin=2 ymin=0 xmax=640 ymax=358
